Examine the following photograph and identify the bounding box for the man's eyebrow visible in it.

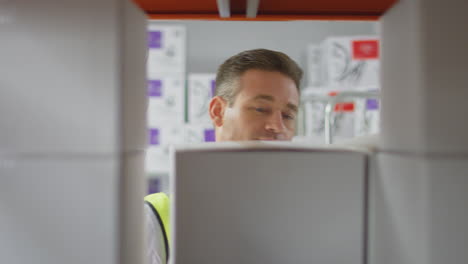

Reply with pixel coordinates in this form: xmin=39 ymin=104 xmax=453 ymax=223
xmin=287 ymin=103 xmax=298 ymax=113
xmin=252 ymin=94 xmax=275 ymax=102
xmin=252 ymin=94 xmax=298 ymax=112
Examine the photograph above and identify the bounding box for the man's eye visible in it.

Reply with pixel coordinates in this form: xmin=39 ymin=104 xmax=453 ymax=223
xmin=283 ymin=113 xmax=295 ymax=120
xmin=255 ymin=107 xmax=268 ymax=113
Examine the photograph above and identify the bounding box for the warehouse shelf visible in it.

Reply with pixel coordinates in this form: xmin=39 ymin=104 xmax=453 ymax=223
xmin=133 ymin=0 xmax=397 ymax=20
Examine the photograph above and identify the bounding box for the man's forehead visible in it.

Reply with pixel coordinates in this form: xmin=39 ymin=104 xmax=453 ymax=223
xmin=234 ymin=69 xmax=300 ymax=104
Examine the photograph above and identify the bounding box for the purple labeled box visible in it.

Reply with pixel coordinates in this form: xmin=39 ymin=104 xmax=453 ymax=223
xmin=211 ymin=79 xmax=216 ymax=97
xmin=148 ymin=80 xmax=162 ymax=97
xmin=148 ymin=31 xmax=162 ymax=49
xmin=148 ymin=178 xmax=161 ymax=194
xmin=149 ymin=128 xmax=160 ymax=146
xmin=366 ymin=99 xmax=379 ymax=110
xmin=204 ymin=129 xmax=215 ymax=142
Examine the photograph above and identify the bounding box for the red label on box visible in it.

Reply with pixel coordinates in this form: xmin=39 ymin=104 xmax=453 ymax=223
xmin=327 ymin=91 xmax=355 ymax=112
xmin=352 ymin=40 xmax=379 ymax=59
xmin=334 ymin=102 xmax=355 ymax=112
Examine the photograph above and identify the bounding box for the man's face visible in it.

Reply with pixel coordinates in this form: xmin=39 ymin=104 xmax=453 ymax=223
xmin=210 ymin=69 xmax=300 ymax=141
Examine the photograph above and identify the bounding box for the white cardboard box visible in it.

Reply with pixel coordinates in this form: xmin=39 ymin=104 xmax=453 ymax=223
xmin=0 ymin=157 xmax=118 ymax=264
xmin=303 ymin=89 xmax=356 ymax=143
xmin=146 ymin=146 xmax=171 ymax=174
xmin=187 ymin=73 xmax=216 ymax=124
xmin=320 ymin=36 xmax=380 ymax=90
xmin=354 ymin=91 xmax=380 ymax=137
xmin=147 ymin=24 xmax=186 ymax=76
xmin=147 ymin=75 xmax=185 ymax=126
xmin=184 ymin=123 xmax=216 ymax=143
xmin=0 ymin=0 xmax=147 ymax=154
xmin=147 ymin=125 xmax=185 ymax=147
xmin=171 ymin=142 xmax=368 ymax=264
xmin=145 ymin=123 xmax=217 ymax=173
xmin=146 ymin=125 xmax=185 ymax=173
xmin=369 ymin=153 xmax=468 ymax=264
xmin=380 ymin=1 xmax=468 ymax=153
xmin=305 ymin=44 xmax=323 ymax=87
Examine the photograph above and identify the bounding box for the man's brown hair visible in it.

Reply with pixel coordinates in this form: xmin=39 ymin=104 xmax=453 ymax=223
xmin=215 ymin=49 xmax=303 ymax=106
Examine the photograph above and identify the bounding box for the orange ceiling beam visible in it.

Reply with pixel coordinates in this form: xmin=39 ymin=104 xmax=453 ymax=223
xmin=146 ymin=13 xmax=380 ymax=21
xmin=133 ymin=0 xmax=397 ymax=20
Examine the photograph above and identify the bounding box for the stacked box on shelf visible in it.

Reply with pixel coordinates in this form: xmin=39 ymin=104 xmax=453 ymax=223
xmin=354 ymin=91 xmax=380 ymax=137
xmin=184 ymin=124 xmax=216 ymax=143
xmin=145 ymin=123 xmax=216 ymax=175
xmin=187 ymin=73 xmax=216 ymax=125
xmin=186 ymin=73 xmax=216 ymax=143
xmin=305 ymin=44 xmax=322 ymax=88
xmin=146 ymin=23 xmax=186 ymax=182
xmin=302 ymin=89 xmax=380 ymax=142
xmin=303 ymin=36 xmax=381 ymax=141
xmin=147 ymin=76 xmax=185 ymax=125
xmin=146 ymin=125 xmax=185 ymax=174
xmin=320 ymin=36 xmax=380 ymax=90
xmin=302 ymin=89 xmax=356 ymax=144
xmin=147 ymin=24 xmax=186 ymax=75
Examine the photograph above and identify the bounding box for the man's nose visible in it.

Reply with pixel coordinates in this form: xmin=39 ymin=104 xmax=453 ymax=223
xmin=265 ymin=111 xmax=286 ymax=134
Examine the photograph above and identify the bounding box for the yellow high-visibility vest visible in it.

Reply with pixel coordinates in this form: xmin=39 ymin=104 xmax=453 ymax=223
xmin=145 ymin=192 xmax=170 ymax=261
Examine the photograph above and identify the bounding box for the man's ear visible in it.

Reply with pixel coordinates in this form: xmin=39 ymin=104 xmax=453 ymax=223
xmin=209 ymin=96 xmax=227 ymax=127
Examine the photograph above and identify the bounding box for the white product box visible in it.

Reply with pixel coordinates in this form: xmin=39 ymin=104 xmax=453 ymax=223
xmin=0 ymin=0 xmax=147 ymax=155
xmin=147 ymin=24 xmax=186 ymax=76
xmin=303 ymin=100 xmax=327 ymax=144
xmin=354 ymin=96 xmax=380 ymax=137
xmin=370 ymin=153 xmax=468 ymax=264
xmin=147 ymin=125 xmax=185 ymax=147
xmin=0 ymin=158 xmax=119 ymax=264
xmin=303 ymin=89 xmax=356 ymax=144
xmin=146 ymin=125 xmax=185 ymax=173
xmin=147 ymin=75 xmax=185 ymax=126
xmin=187 ymin=73 xmax=216 ymax=124
xmin=146 ymin=147 xmax=170 ymax=174
xmin=184 ymin=123 xmax=216 ymax=143
xmin=147 ymin=174 xmax=170 ymax=194
xmin=145 ymin=123 xmax=217 ymax=173
xmin=379 ymin=2 xmax=468 ymax=154
xmin=320 ymin=36 xmax=380 ymax=90
xmin=330 ymin=102 xmax=355 ymax=143
xmin=172 ymin=142 xmax=368 ymax=264
xmin=305 ymin=44 xmax=323 ymax=87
